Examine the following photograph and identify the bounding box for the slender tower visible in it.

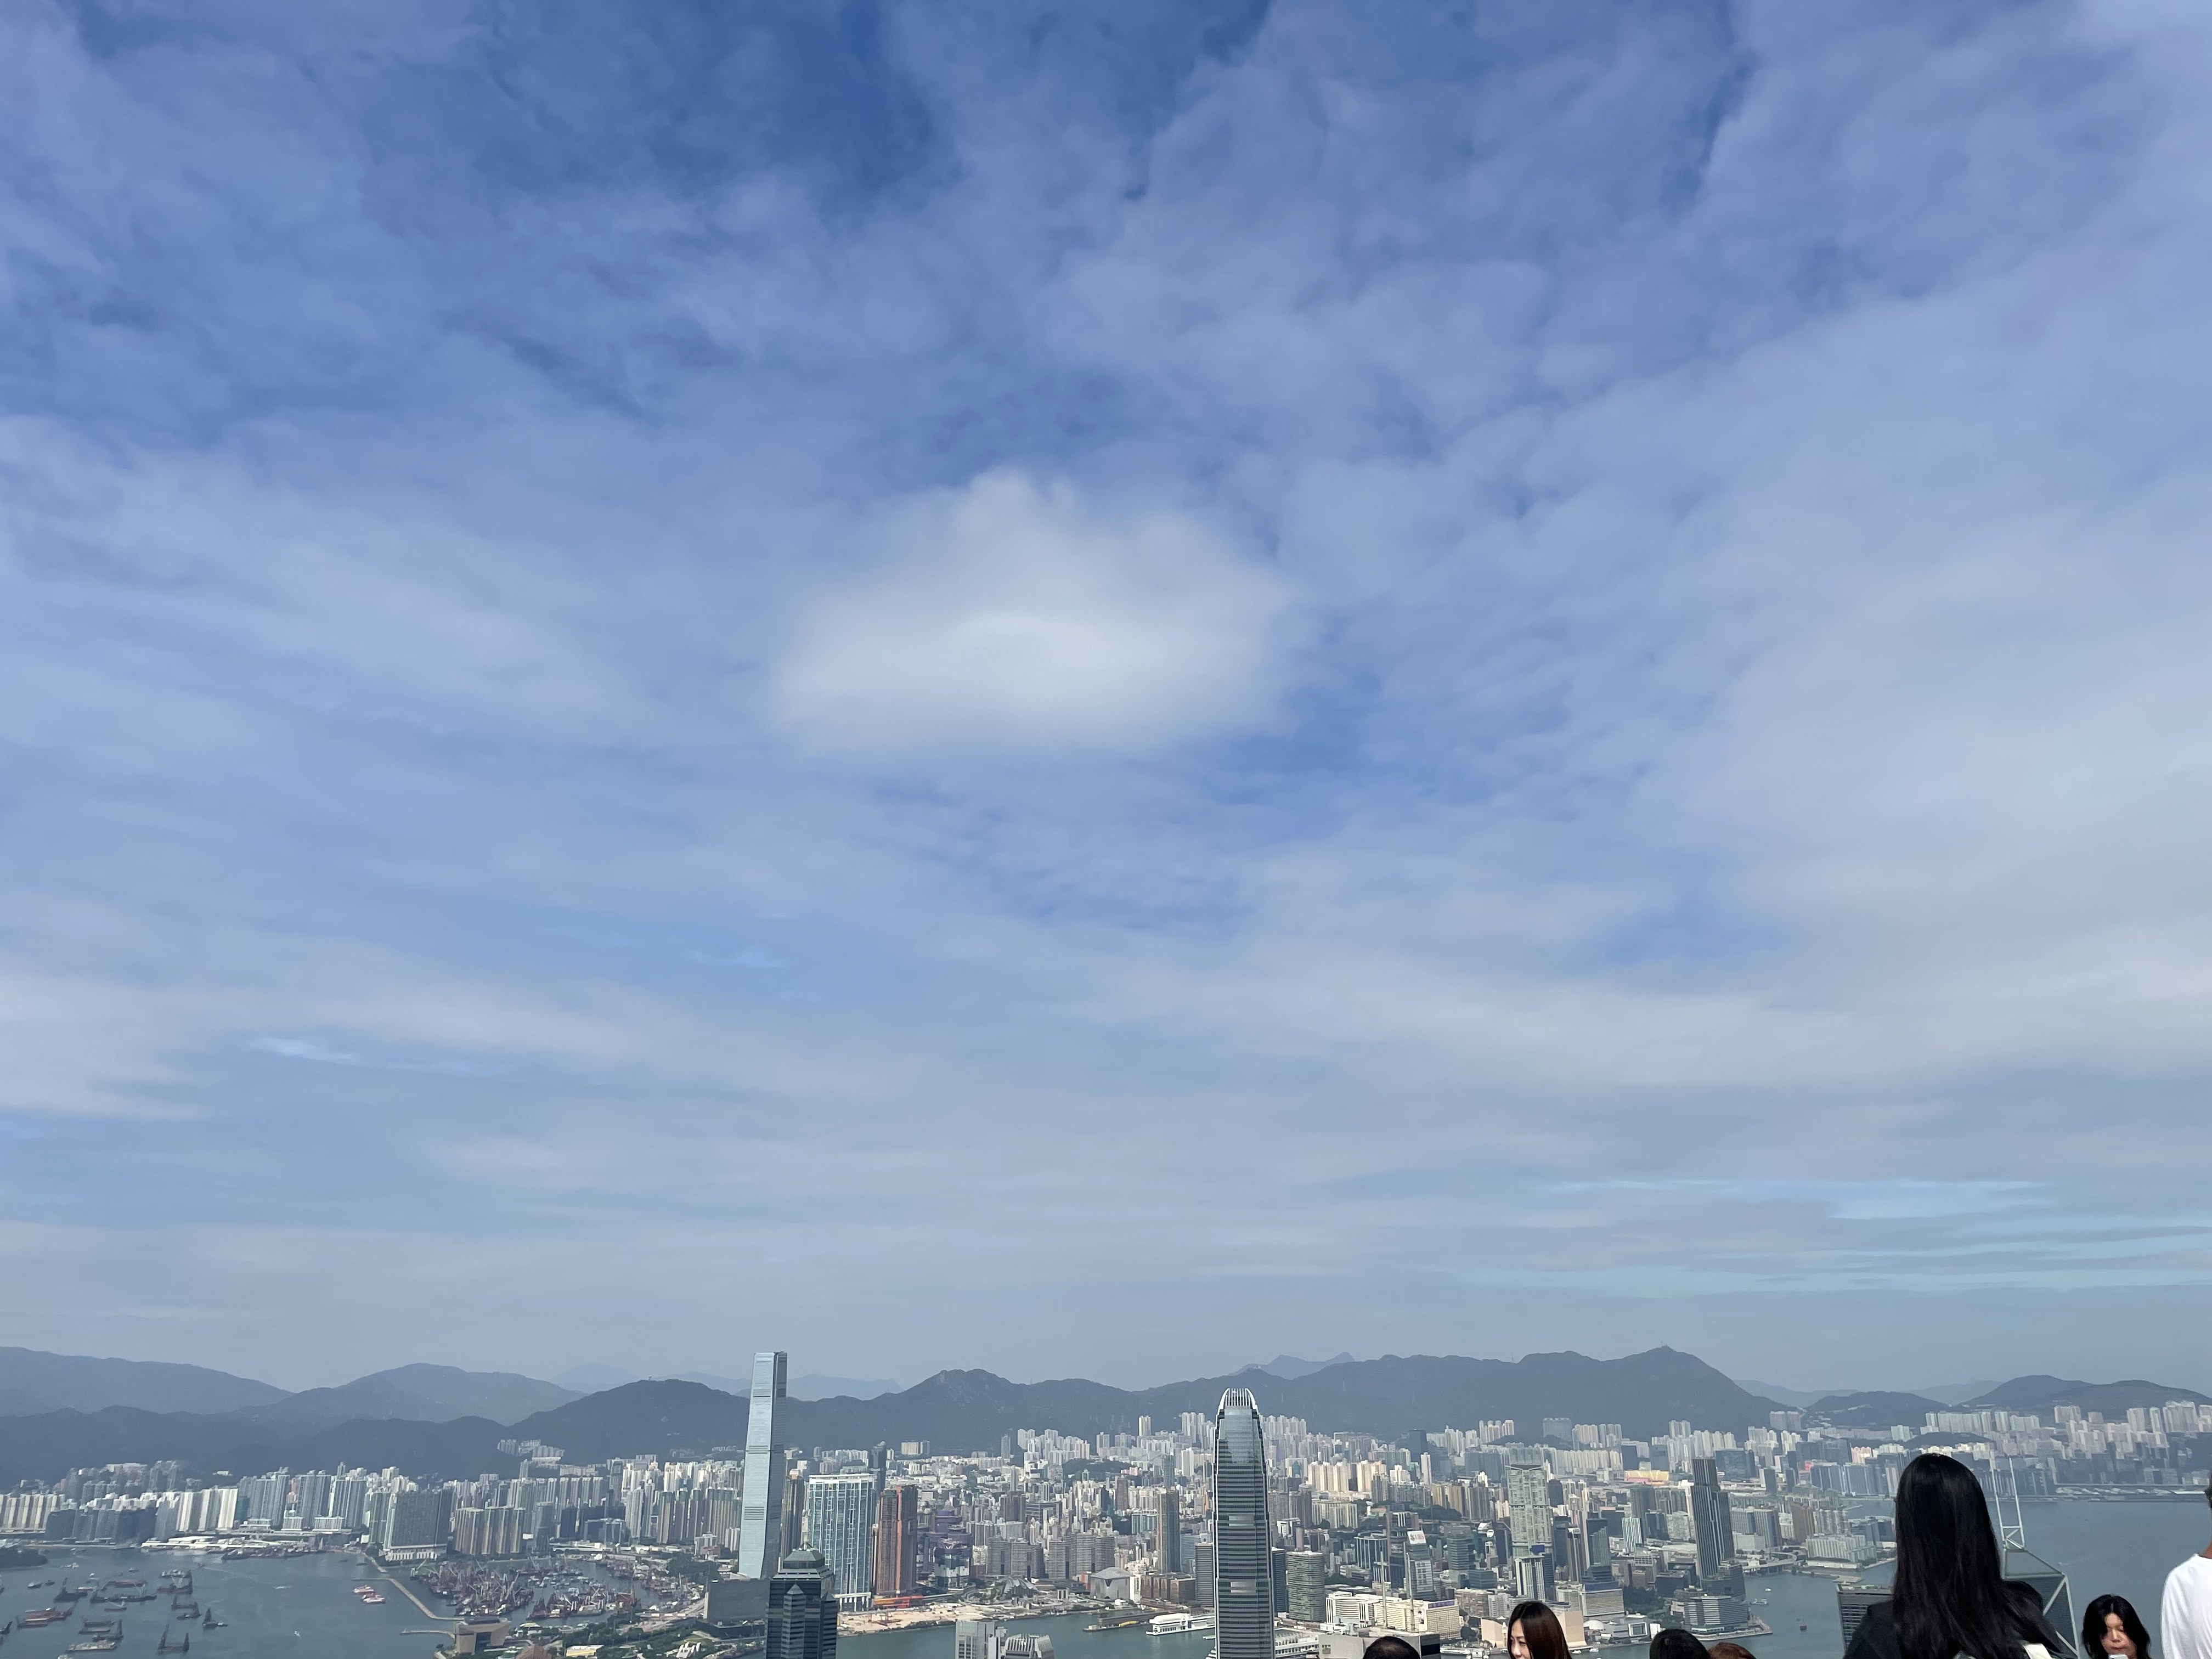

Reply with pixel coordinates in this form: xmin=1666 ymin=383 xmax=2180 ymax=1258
xmin=738 ymin=1351 xmax=789 ymax=1578
xmin=1212 ymin=1387 xmax=1274 ymax=1659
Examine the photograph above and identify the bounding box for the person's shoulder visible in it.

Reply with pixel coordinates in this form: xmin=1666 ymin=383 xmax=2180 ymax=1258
xmin=2170 ymin=1550 xmax=2212 ymax=1585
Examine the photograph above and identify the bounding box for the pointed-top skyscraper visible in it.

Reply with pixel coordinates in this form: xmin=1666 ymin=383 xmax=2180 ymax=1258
xmin=1212 ymin=1387 xmax=1274 ymax=1659
xmin=738 ymin=1351 xmax=789 ymax=1578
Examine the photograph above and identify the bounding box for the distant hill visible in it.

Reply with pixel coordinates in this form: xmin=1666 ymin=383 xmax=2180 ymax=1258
xmin=244 ymin=1365 xmax=578 ymax=1426
xmin=539 ymin=1345 xmax=1780 ymax=1455
xmin=1915 ymin=1379 xmax=2001 ymax=1406
xmin=1807 ymin=1391 xmax=1949 ymax=1429
xmin=789 ymin=1374 xmax=901 ymax=1400
xmin=554 ymin=1363 xmax=639 ymax=1392
xmin=0 ymin=1347 xmax=287 ymax=1416
xmin=1253 ymin=1353 xmax=1357 ymax=1380
xmin=1735 ymin=1379 xmax=1861 ymax=1408
xmin=0 ymin=1404 xmax=510 ymax=1487
xmin=0 ymin=1346 xmax=1788 ymax=1483
xmin=1964 ymin=1376 xmax=2211 ymax=1417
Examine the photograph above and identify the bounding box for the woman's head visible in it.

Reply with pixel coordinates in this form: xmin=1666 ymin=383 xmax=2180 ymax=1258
xmin=1897 ymin=1451 xmax=2006 ymax=1591
xmin=1510 ymin=1601 xmax=1571 ymax=1659
xmin=1364 ymin=1640 xmax=1422 ymax=1659
xmin=1892 ymin=1453 xmax=2032 ymax=1659
xmin=2083 ymin=1596 xmax=2151 ymax=1659
xmin=1649 ymin=1629 xmax=1708 ymax=1659
xmin=1708 ymin=1644 xmax=1756 ymax=1659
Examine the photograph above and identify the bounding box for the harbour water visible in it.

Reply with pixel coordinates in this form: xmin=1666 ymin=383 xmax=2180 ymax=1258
xmin=0 ymin=1499 xmax=2199 ymax=1659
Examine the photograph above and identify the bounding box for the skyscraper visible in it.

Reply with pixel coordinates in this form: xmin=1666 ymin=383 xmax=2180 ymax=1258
xmin=768 ymin=1546 xmax=837 ymax=1659
xmin=1690 ymin=1457 xmax=1735 ymax=1585
xmin=807 ymin=1472 xmax=878 ymax=1606
xmin=1506 ymin=1454 xmax=1550 ymax=1559
xmin=1212 ymin=1387 xmax=1274 ymax=1659
xmin=874 ymin=1483 xmax=919 ymax=1600
xmin=739 ymin=1351 xmax=790 ymax=1578
xmin=1285 ymin=1549 xmax=1328 ymax=1622
xmin=1156 ymin=1487 xmax=1181 ymax=1575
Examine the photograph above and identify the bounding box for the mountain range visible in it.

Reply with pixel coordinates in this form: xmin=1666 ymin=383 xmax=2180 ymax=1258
xmin=0 ymin=1344 xmax=2200 ymax=1488
xmin=0 ymin=1350 xmax=574 ymax=1425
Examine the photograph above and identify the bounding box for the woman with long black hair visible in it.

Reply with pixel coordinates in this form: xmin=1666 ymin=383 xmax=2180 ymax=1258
xmin=1842 ymin=1453 xmax=2069 ymax=1659
xmin=1509 ymin=1601 xmax=1573 ymax=1659
xmin=2081 ymin=1594 xmax=2153 ymax=1659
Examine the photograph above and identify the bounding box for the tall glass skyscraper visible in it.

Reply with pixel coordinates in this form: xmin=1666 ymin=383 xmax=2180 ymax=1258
xmin=1212 ymin=1387 xmax=1274 ymax=1659
xmin=738 ymin=1351 xmax=789 ymax=1578
xmin=768 ymin=1546 xmax=838 ymax=1659
xmin=1689 ymin=1457 xmax=1735 ymax=1585
xmin=873 ymin=1483 xmax=919 ymax=1599
xmin=806 ymin=1472 xmax=879 ymax=1606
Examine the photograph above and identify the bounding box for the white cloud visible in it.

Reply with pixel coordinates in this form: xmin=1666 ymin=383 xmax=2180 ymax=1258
xmin=772 ymin=472 xmax=1295 ymax=756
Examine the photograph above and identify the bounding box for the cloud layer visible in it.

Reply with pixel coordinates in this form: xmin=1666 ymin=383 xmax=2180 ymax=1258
xmin=0 ymin=0 xmax=2205 ymax=1392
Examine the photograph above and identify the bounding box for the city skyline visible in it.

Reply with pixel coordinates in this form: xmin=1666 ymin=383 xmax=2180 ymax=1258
xmin=2 ymin=0 xmax=2208 ymax=1390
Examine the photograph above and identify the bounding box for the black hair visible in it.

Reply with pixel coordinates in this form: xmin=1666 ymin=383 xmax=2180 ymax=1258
xmin=1651 ymin=1630 xmax=1708 ymax=1659
xmin=1511 ymin=1601 xmax=1571 ymax=1659
xmin=1893 ymin=1453 xmax=2046 ymax=1659
xmin=2082 ymin=1595 xmax=2152 ymax=1659
xmin=1365 ymin=1641 xmax=1423 ymax=1659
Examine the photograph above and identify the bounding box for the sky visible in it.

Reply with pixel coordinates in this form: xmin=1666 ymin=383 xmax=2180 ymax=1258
xmin=2 ymin=0 xmax=2208 ymax=1398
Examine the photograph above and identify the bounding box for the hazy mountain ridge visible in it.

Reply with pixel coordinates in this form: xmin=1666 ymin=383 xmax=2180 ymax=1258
xmin=2 ymin=1348 xmax=2203 ymax=1487
xmin=0 ymin=1347 xmax=289 ymax=1416
xmin=238 ymin=1364 xmax=579 ymax=1426
xmin=1963 ymin=1375 xmax=2211 ymax=1415
xmin=1805 ymin=1391 xmax=1950 ymax=1429
xmin=0 ymin=1350 xmax=577 ymax=1429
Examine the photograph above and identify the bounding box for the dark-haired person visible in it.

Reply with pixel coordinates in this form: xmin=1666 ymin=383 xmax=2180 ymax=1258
xmin=1841 ymin=1453 xmax=2067 ymax=1659
xmin=1510 ymin=1601 xmax=1572 ymax=1659
xmin=1709 ymin=1643 xmax=1757 ymax=1659
xmin=2164 ymin=1474 xmax=2212 ymax=1659
xmin=1650 ymin=1629 xmax=1708 ymax=1659
xmin=2082 ymin=1594 xmax=2152 ymax=1659
xmin=1365 ymin=1640 xmax=1423 ymax=1659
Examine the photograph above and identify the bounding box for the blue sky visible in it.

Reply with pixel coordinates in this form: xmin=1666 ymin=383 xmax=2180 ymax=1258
xmin=2 ymin=0 xmax=2207 ymax=1395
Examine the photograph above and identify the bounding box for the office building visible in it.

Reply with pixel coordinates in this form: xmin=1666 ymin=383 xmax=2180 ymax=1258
xmin=383 ymin=1486 xmax=453 ymax=1554
xmin=1513 ymin=1546 xmax=1553 ymax=1604
xmin=1286 ymin=1549 xmax=1328 ymax=1622
xmin=1156 ymin=1487 xmax=1181 ymax=1574
xmin=739 ymin=1351 xmax=790 ymax=1578
xmin=769 ymin=1547 xmax=838 ymax=1659
xmin=1212 ymin=1387 xmax=1274 ymax=1659
xmin=1690 ymin=1458 xmax=1735 ymax=1586
xmin=808 ymin=1472 xmax=878 ymax=1606
xmin=874 ymin=1483 xmax=919 ymax=1599
xmin=1505 ymin=1456 xmax=1550 ymax=1559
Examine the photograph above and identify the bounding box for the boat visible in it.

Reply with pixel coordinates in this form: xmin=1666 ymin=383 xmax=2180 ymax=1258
xmin=201 ymin=1610 xmax=223 ymax=1629
xmin=21 ymin=1610 xmax=71 ymax=1628
xmin=360 ymin=1591 xmax=386 ymax=1605
xmin=158 ymin=1627 xmax=190 ymax=1654
xmin=1148 ymin=1614 xmax=1214 ymax=1635
xmin=174 ymin=1601 xmax=200 ymax=1618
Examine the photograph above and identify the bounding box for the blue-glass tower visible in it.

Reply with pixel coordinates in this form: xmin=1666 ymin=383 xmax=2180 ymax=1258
xmin=739 ymin=1351 xmax=789 ymax=1578
xmin=1212 ymin=1387 xmax=1275 ymax=1659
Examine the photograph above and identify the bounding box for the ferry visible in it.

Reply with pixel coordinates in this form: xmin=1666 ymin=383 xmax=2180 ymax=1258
xmin=1149 ymin=1614 xmax=1214 ymax=1635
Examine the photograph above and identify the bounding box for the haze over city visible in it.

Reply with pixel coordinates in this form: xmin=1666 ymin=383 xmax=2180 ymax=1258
xmin=2 ymin=0 xmax=2208 ymax=1397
